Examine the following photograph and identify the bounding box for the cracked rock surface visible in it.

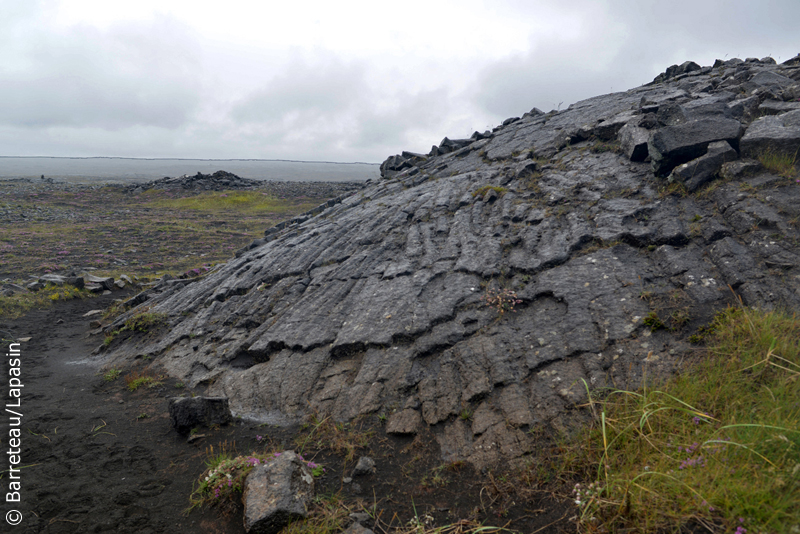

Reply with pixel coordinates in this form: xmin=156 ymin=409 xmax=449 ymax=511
xmin=104 ymin=55 xmax=800 ymax=468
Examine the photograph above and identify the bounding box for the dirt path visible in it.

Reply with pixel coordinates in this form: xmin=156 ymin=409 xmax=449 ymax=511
xmin=1 ymin=292 xmax=252 ymax=533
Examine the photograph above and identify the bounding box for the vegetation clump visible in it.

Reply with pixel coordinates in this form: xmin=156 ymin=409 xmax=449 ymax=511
xmin=481 ymin=287 xmax=523 ymax=316
xmin=124 ymin=368 xmax=163 ymax=391
xmin=569 ymin=305 xmax=800 ymax=533
xmin=471 ymin=185 xmax=508 ymax=198
xmin=189 ymin=443 xmax=324 ymax=512
xmin=757 ymin=149 xmax=798 ymax=179
xmin=0 ymin=283 xmax=92 ymax=319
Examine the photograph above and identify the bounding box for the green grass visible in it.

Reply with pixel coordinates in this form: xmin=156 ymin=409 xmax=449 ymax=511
xmin=103 ymin=368 xmax=122 ymax=382
xmin=147 ymin=190 xmax=303 ymax=215
xmin=571 ymin=305 xmax=800 ymax=533
xmin=0 ymin=283 xmax=93 ymax=319
xmin=103 ymin=309 xmax=168 ymax=346
xmin=757 ymin=149 xmax=798 ymax=179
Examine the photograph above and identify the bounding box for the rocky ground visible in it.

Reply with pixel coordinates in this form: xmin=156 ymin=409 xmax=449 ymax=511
xmin=0 ymin=174 xmax=365 ymax=282
xmin=102 ymin=55 xmax=800 ymax=474
xmin=0 ymin=175 xmax=576 ymax=533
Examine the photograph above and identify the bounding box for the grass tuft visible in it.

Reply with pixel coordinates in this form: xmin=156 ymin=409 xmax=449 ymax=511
xmin=147 ymin=190 xmax=300 ymax=215
xmin=294 ymin=413 xmax=374 ymax=463
xmin=757 ymin=149 xmax=798 ymax=179
xmin=124 ymin=368 xmax=163 ymax=391
xmin=0 ymin=283 xmax=93 ymax=319
xmin=471 ymin=186 xmax=508 ymax=199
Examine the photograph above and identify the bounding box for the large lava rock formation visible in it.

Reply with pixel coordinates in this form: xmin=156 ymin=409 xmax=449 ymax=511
xmin=105 ymin=56 xmax=800 ymax=467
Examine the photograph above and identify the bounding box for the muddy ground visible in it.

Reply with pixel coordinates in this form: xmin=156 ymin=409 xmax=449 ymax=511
xmin=0 ymin=179 xmax=576 ymax=534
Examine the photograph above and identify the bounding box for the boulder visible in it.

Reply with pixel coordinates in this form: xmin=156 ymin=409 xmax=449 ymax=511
xmin=648 ymin=118 xmax=744 ymax=176
xmin=669 ymin=141 xmax=738 ymax=192
xmin=750 ymin=71 xmax=796 ymax=89
xmin=84 ymin=274 xmax=115 ymax=291
xmin=593 ymin=110 xmax=638 ymax=140
xmin=618 ymin=122 xmax=650 ymax=161
xmin=380 ymin=152 xmax=427 ymax=179
xmin=343 ymin=523 xmax=375 ymax=534
xmin=242 ymin=451 xmax=314 ymax=534
xmin=758 ymin=100 xmax=800 ymax=116
xmin=351 ymin=456 xmax=375 ymax=477
xmin=652 ymin=60 xmax=701 ymax=83
xmin=740 ymin=109 xmax=800 ymax=158
xmin=66 ymin=276 xmax=85 ymax=289
xmin=167 ymin=396 xmax=232 ymax=435
xmin=720 ymin=159 xmax=763 ymax=181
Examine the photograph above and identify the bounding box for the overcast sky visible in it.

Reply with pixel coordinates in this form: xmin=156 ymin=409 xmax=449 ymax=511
xmin=1 ymin=0 xmax=797 ymax=163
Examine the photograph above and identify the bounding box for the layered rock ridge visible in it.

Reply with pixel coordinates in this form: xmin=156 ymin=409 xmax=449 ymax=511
xmin=105 ymin=55 xmax=800 ymax=467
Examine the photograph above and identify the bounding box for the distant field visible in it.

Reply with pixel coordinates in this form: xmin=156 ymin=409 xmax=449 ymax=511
xmin=0 ymin=156 xmax=380 ymax=184
xmin=0 ymin=182 xmax=358 ymax=283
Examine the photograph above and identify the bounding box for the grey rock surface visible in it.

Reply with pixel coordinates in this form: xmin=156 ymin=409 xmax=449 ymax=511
xmin=106 ymin=55 xmax=800 ymax=469
xmin=386 ymin=409 xmax=422 ymax=435
xmin=740 ymin=109 xmax=800 ymax=158
xmin=242 ymin=450 xmax=314 ymax=534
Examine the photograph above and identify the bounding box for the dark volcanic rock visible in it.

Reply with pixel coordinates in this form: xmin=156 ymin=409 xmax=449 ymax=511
xmin=106 ymin=56 xmax=800 ymax=469
xmin=648 ymin=118 xmax=744 ymax=176
xmin=669 ymin=140 xmax=738 ymax=192
xmin=126 ymin=170 xmax=263 ymax=193
xmin=168 ymin=396 xmax=232 ymax=434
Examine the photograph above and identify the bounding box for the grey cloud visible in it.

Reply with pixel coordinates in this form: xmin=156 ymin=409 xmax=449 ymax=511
xmin=474 ymin=0 xmax=800 ymax=120
xmin=231 ymin=60 xmax=367 ymax=123
xmin=354 ymin=88 xmax=451 ymax=149
xmin=0 ymin=15 xmax=201 ymax=129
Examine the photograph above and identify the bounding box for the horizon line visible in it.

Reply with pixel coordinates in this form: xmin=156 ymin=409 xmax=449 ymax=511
xmin=0 ymin=155 xmax=381 ymax=166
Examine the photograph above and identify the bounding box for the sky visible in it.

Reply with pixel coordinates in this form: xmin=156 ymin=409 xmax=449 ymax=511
xmin=1 ymin=0 xmax=798 ymax=164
